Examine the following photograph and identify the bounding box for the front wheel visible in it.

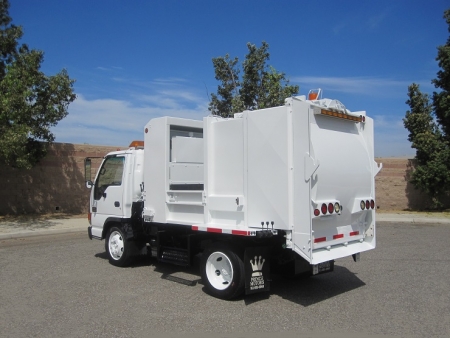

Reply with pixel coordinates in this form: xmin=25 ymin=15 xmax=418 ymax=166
xmin=105 ymin=226 xmax=135 ymax=267
xmin=200 ymin=242 xmax=245 ymax=300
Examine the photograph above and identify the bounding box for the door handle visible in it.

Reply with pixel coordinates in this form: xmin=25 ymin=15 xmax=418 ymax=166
xmin=114 ymin=201 xmax=120 ymax=207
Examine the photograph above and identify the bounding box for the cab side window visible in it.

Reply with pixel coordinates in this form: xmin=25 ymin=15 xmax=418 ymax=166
xmin=94 ymin=156 xmax=124 ymax=200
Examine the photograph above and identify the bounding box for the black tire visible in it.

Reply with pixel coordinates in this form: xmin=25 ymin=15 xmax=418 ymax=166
xmin=105 ymin=226 xmax=135 ymax=267
xmin=200 ymin=242 xmax=245 ymax=300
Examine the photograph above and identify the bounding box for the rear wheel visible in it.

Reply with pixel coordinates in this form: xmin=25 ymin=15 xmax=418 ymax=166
xmin=105 ymin=226 xmax=135 ymax=267
xmin=201 ymin=243 xmax=245 ymax=300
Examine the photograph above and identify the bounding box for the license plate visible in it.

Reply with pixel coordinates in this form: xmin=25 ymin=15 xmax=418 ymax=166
xmin=316 ymin=260 xmax=334 ymax=274
xmin=318 ymin=261 xmax=331 ymax=272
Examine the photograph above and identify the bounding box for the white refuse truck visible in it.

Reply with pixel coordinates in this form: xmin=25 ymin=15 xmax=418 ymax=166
xmin=85 ymin=89 xmax=382 ymax=299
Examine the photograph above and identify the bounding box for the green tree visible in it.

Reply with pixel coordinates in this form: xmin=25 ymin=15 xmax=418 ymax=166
xmin=0 ymin=0 xmax=76 ymax=169
xmin=403 ymin=9 xmax=450 ymax=209
xmin=209 ymin=41 xmax=299 ymax=117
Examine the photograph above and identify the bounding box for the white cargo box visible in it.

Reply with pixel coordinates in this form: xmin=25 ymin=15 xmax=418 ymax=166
xmin=143 ymin=97 xmax=380 ymax=264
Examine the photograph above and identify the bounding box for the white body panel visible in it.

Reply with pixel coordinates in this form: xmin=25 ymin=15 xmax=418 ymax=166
xmin=143 ymin=117 xmax=204 ymax=225
xmin=203 ymin=117 xmax=245 ymax=227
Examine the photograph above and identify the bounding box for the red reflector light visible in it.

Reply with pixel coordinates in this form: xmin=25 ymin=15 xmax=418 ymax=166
xmin=328 ymin=203 xmax=334 ymax=214
xmin=314 ymin=237 xmax=327 ymax=243
xmin=314 ymin=209 xmax=320 ymax=217
xmin=231 ymin=230 xmax=249 ymax=236
xmin=207 ymin=227 xmax=222 ymax=234
xmin=371 ymin=200 xmax=375 ymax=209
xmin=321 ymin=203 xmax=327 ymax=214
xmin=333 ymin=234 xmax=344 ymax=239
xmin=366 ymin=200 xmax=370 ymax=209
xmin=350 ymin=231 xmax=360 ymax=236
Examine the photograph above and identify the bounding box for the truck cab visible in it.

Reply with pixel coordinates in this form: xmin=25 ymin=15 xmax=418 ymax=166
xmin=86 ymin=144 xmax=144 ymax=241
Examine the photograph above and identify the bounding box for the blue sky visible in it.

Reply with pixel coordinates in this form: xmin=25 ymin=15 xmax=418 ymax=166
xmin=9 ymin=0 xmax=450 ymax=157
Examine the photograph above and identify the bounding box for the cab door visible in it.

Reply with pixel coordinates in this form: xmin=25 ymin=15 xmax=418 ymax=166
xmin=90 ymin=155 xmax=125 ymax=237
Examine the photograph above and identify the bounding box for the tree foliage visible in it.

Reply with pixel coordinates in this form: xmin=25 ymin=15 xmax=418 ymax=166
xmin=403 ymin=9 xmax=450 ymax=209
xmin=209 ymin=41 xmax=299 ymax=117
xmin=0 ymin=0 xmax=76 ymax=169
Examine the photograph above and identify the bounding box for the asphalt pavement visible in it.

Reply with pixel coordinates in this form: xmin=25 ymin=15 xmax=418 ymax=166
xmin=1 ymin=221 xmax=450 ymax=337
xmin=0 ymin=212 xmax=449 ymax=240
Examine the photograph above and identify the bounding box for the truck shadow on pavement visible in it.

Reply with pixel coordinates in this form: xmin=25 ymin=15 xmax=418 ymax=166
xmin=94 ymin=251 xmax=366 ymax=306
xmin=245 ymin=267 xmax=366 ymax=306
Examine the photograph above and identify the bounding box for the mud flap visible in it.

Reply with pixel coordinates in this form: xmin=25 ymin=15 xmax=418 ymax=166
xmin=244 ymin=247 xmax=270 ymax=295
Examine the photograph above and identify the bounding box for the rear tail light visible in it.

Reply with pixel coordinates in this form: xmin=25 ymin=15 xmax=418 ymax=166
xmin=328 ymin=203 xmax=334 ymax=214
xmin=314 ymin=201 xmax=341 ymax=217
xmin=360 ymin=198 xmax=375 ymax=211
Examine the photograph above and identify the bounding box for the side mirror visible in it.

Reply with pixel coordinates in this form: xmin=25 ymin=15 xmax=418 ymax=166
xmin=84 ymin=158 xmax=93 ymax=189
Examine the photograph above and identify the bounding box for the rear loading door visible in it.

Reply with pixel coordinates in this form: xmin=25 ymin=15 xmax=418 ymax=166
xmin=291 ymin=98 xmax=377 ymax=264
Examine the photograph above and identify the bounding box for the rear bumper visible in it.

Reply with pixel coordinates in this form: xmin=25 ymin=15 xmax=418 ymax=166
xmin=310 ymin=240 xmax=375 ymax=264
xmin=88 ymin=226 xmax=93 ymax=240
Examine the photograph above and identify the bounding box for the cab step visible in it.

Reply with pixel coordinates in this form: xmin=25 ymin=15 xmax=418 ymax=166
xmin=159 ymin=247 xmax=190 ymax=266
